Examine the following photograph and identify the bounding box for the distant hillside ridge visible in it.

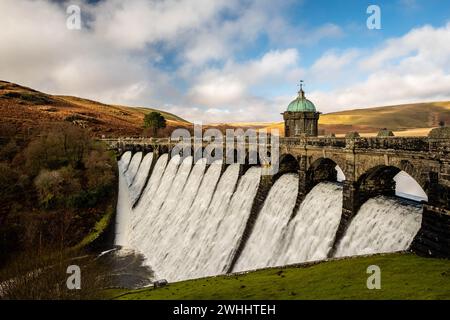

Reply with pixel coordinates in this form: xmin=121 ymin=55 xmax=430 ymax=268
xmin=321 ymin=101 xmax=450 ymax=129
xmin=2 ymin=80 xmax=449 ymax=137
xmin=262 ymin=101 xmax=450 ymax=136
xmin=0 ymin=80 xmax=190 ymax=137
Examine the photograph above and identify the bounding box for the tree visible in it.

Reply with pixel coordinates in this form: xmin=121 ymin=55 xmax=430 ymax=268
xmin=143 ymin=112 xmax=167 ymax=137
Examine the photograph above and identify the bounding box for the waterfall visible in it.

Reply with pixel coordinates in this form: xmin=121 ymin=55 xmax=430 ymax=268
xmin=167 ymin=161 xmax=224 ymax=281
xmin=133 ymin=154 xmax=168 ymax=216
xmin=115 ymin=169 xmax=133 ymax=246
xmin=131 ymin=156 xmax=194 ymax=276
xmin=115 ymin=152 xmax=133 ymax=246
xmin=129 ymin=152 xmax=153 ymax=207
xmin=274 ymin=182 xmax=343 ymax=265
xmin=115 ymin=151 xmax=424 ymax=283
xmin=233 ymin=181 xmax=342 ymax=271
xmin=124 ymin=152 xmax=142 ymax=187
xmin=118 ymin=151 xmax=131 ymax=173
xmin=334 ymin=196 xmax=422 ymax=257
xmin=149 ymin=158 xmax=208 ymax=281
xmin=130 ymin=155 xmax=181 ymax=253
xmin=178 ymin=163 xmax=242 ymax=281
xmin=200 ymin=166 xmax=261 ymax=278
xmin=233 ymin=174 xmax=299 ymax=272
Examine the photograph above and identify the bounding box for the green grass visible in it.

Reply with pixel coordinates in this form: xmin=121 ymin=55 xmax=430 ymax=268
xmin=113 ymin=253 xmax=450 ymax=300
xmin=73 ymin=204 xmax=114 ymax=250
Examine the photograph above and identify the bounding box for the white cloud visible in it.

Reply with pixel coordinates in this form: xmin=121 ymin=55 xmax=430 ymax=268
xmin=186 ymin=49 xmax=302 ymax=121
xmin=91 ymin=0 xmax=235 ymax=50
xmin=0 ymin=0 xmax=449 ymax=123
xmin=309 ymin=49 xmax=360 ymax=82
xmin=310 ymin=23 xmax=450 ymax=113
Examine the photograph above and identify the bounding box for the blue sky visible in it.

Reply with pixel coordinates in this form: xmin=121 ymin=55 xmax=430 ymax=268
xmin=1 ymin=0 xmax=450 ymax=122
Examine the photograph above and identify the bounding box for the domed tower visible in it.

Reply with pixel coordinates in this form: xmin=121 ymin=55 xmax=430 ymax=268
xmin=282 ymin=81 xmax=320 ymax=137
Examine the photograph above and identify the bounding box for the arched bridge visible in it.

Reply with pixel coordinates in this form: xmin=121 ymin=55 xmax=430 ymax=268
xmin=101 ymin=131 xmax=450 ymax=258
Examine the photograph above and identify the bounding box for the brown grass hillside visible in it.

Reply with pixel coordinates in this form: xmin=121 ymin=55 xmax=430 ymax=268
xmin=261 ymin=101 xmax=450 ymax=136
xmin=0 ymin=80 xmax=190 ymax=137
xmin=2 ymin=80 xmax=449 ymax=137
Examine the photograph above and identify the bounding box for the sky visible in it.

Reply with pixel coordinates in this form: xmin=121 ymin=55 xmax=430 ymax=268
xmin=1 ymin=0 xmax=450 ymax=123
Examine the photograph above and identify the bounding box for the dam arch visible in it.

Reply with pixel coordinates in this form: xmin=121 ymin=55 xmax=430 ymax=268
xmin=272 ymin=153 xmax=299 ymax=182
xmin=306 ymin=157 xmax=342 ymax=192
xmin=356 ymin=164 xmax=428 ymax=207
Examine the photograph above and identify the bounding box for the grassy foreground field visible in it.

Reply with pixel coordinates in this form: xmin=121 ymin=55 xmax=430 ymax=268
xmin=112 ymin=253 xmax=450 ymax=300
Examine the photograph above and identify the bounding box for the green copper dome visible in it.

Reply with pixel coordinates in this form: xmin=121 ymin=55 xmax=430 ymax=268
xmin=287 ymin=87 xmax=316 ymax=112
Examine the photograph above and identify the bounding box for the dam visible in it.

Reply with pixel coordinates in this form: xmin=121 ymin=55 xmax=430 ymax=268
xmin=109 ymin=128 xmax=450 ymax=282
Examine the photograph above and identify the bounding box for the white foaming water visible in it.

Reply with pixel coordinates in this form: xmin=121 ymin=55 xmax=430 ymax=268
xmin=131 ymin=156 xmax=192 ymax=272
xmin=129 ymin=152 xmax=153 ymax=207
xmin=115 ymin=150 xmax=425 ymax=282
xmin=171 ymin=161 xmax=229 ymax=281
xmin=118 ymin=151 xmax=132 ymax=173
xmin=149 ymin=158 xmax=209 ymax=281
xmin=130 ymin=155 xmax=181 ymax=251
xmin=129 ymin=154 xmax=168 ymax=235
xmin=115 ymin=170 xmax=132 ymax=246
xmin=198 ymin=166 xmax=261 ymax=278
xmin=233 ymin=174 xmax=299 ymax=272
xmin=133 ymin=154 xmax=168 ymax=215
xmin=157 ymin=156 xmax=193 ymax=220
xmin=143 ymin=155 xmax=194 ymax=268
xmin=334 ymin=196 xmax=422 ymax=257
xmin=274 ymin=182 xmax=343 ymax=265
xmin=124 ymin=152 xmax=142 ymax=187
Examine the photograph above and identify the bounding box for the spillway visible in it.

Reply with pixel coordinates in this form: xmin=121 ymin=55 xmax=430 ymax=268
xmin=115 ymin=152 xmax=424 ymax=282
xmin=233 ymin=174 xmax=299 ymax=272
xmin=124 ymin=152 xmax=142 ymax=187
xmin=115 ymin=151 xmax=134 ymax=246
xmin=275 ymin=182 xmax=343 ymax=265
xmin=129 ymin=152 xmax=153 ymax=207
xmin=115 ymin=163 xmax=133 ymax=246
xmin=167 ymin=160 xmax=224 ymax=280
xmin=130 ymin=155 xmax=181 ymax=254
xmin=334 ymin=196 xmax=422 ymax=257
xmin=234 ymin=181 xmax=343 ymax=271
xmin=118 ymin=151 xmax=131 ymax=173
xmin=150 ymin=158 xmax=208 ymax=281
xmin=195 ymin=166 xmax=261 ymax=279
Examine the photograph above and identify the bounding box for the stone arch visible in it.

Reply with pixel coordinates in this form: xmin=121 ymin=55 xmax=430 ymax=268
xmin=159 ymin=145 xmax=169 ymax=155
xmin=356 ymin=164 xmax=428 ymax=208
xmin=306 ymin=157 xmax=341 ymax=191
xmin=391 ymin=159 xmax=429 ymax=194
xmin=272 ymin=153 xmax=299 ymax=182
xmin=309 ymin=153 xmax=348 ymax=180
xmin=357 ymin=163 xmax=428 ymax=197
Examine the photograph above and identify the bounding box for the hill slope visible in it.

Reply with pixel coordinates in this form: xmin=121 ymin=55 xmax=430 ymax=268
xmin=2 ymin=80 xmax=449 ymax=137
xmin=0 ymin=80 xmax=189 ymax=137
xmin=264 ymin=101 xmax=450 ymax=136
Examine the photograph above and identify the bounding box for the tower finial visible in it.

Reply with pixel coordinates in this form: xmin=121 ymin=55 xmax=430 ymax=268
xmin=298 ymin=80 xmax=305 ymax=98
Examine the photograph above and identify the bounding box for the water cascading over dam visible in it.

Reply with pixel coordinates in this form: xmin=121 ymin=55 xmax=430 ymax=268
xmin=115 ymin=152 xmax=424 ymax=282
xmin=124 ymin=151 xmax=142 ymax=187
xmin=335 ymin=196 xmax=422 ymax=257
xmin=234 ymin=181 xmax=343 ymax=272
xmin=129 ymin=152 xmax=154 ymax=206
xmin=233 ymin=174 xmax=299 ymax=272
